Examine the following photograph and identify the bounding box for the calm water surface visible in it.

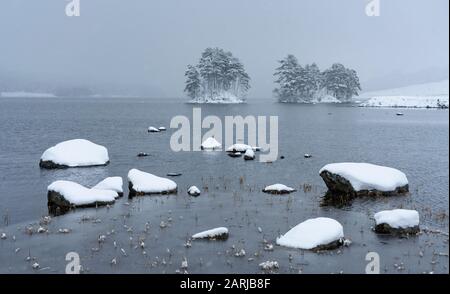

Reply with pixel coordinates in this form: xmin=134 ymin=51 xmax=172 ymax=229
xmin=0 ymin=97 xmax=448 ymax=273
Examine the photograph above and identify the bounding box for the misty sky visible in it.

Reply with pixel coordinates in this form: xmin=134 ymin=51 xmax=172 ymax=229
xmin=0 ymin=0 xmax=448 ymax=98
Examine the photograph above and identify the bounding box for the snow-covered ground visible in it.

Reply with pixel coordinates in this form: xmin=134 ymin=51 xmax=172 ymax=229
xmin=0 ymin=91 xmax=57 ymax=98
xmin=374 ymin=209 xmax=419 ymax=229
xmin=276 ymin=217 xmax=344 ymax=250
xmin=359 ymin=79 xmax=449 ymax=108
xmin=320 ymin=163 xmax=408 ymax=192
xmin=40 ymin=139 xmax=109 ymax=168
xmin=128 ymin=169 xmax=177 ymax=194
xmin=188 ymin=91 xmax=245 ymax=104
xmin=48 ymin=180 xmax=117 ymax=206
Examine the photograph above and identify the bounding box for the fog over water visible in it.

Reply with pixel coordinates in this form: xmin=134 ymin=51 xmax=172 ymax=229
xmin=0 ymin=0 xmax=448 ymax=98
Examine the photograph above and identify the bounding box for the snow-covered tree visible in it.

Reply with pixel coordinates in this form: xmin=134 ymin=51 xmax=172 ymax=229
xmin=322 ymin=63 xmax=361 ymax=101
xmin=184 ymin=65 xmax=201 ymax=99
xmin=185 ymin=48 xmax=250 ymax=103
xmin=273 ymin=55 xmax=302 ymax=102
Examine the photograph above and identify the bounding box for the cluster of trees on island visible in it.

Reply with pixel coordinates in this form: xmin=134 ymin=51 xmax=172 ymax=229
xmin=184 ymin=48 xmax=361 ymax=103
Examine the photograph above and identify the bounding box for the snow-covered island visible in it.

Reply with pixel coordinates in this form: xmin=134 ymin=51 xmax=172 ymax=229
xmin=128 ymin=168 xmax=177 ymax=196
xmin=184 ymin=48 xmax=250 ymax=104
xmin=274 ymin=55 xmax=361 ymax=103
xmin=39 ymin=139 xmax=110 ymax=169
xmin=374 ymin=209 xmax=420 ymax=235
xmin=47 ymin=180 xmax=117 ymax=214
xmin=319 ymin=163 xmax=409 ymax=204
xmin=276 ymin=217 xmax=346 ymax=251
xmin=359 ymin=79 xmax=449 ymax=108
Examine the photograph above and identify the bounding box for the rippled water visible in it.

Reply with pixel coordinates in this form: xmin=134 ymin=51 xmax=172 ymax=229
xmin=0 ymin=97 xmax=448 ymax=273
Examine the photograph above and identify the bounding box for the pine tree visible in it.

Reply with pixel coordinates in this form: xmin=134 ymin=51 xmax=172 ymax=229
xmin=186 ymin=48 xmax=250 ymax=102
xmin=322 ymin=63 xmax=361 ymax=101
xmin=184 ymin=65 xmax=200 ymax=99
xmin=274 ymin=55 xmax=302 ymax=102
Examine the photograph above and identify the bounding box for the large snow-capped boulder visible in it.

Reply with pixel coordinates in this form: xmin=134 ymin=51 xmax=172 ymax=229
xmin=319 ymin=163 xmax=409 ymax=202
xmin=128 ymin=169 xmax=177 ymax=196
xmin=374 ymin=209 xmax=420 ymax=235
xmin=93 ymin=177 xmax=123 ymax=198
xmin=201 ymin=137 xmax=221 ymax=150
xmin=263 ymin=184 xmax=296 ymax=194
xmin=192 ymin=227 xmax=229 ymax=240
xmin=40 ymin=139 xmax=109 ymax=169
xmin=47 ymin=180 xmax=116 ymax=214
xmin=276 ymin=217 xmax=345 ymax=250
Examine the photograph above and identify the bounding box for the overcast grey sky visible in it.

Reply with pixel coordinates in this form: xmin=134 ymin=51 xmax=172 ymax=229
xmin=0 ymin=0 xmax=448 ymax=98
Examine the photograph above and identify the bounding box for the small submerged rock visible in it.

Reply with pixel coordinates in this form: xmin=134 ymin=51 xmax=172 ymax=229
xmin=167 ymin=172 xmax=182 ymax=177
xmin=304 ymin=154 xmax=312 ymax=158
xmin=262 ymin=184 xmax=296 ymax=194
xmin=187 ymin=186 xmax=201 ymax=197
xmin=39 ymin=139 xmax=109 ymax=169
xmin=148 ymin=126 xmax=160 ymax=133
xmin=243 ymin=149 xmax=255 ymax=160
xmin=128 ymin=168 xmax=177 ymax=197
xmin=374 ymin=209 xmax=420 ymax=235
xmin=192 ymin=227 xmax=229 ymax=240
xmin=137 ymin=152 xmax=149 ymax=157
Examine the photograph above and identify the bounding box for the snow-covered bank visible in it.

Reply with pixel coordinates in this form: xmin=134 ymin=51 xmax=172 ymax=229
xmin=359 ymin=80 xmax=449 ymax=108
xmin=188 ymin=91 xmax=245 ymax=104
xmin=276 ymin=217 xmax=345 ymax=250
xmin=128 ymin=169 xmax=177 ymax=196
xmin=0 ymin=91 xmax=57 ymax=98
xmin=39 ymin=139 xmax=109 ymax=169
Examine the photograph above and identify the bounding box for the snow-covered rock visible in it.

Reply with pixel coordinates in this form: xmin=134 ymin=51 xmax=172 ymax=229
xmin=374 ymin=209 xmax=420 ymax=235
xmin=228 ymin=152 xmax=242 ymax=158
xmin=148 ymin=126 xmax=160 ymax=133
xmin=244 ymin=148 xmax=255 ymax=160
xmin=187 ymin=186 xmax=201 ymax=196
xmin=201 ymin=137 xmax=221 ymax=150
xmin=47 ymin=180 xmax=116 ymax=213
xmin=319 ymin=163 xmax=409 ymax=201
xmin=359 ymin=80 xmax=449 ymax=109
xmin=92 ymin=177 xmax=123 ymax=198
xmin=127 ymin=169 xmax=177 ymax=196
xmin=192 ymin=227 xmax=229 ymax=240
xmin=158 ymin=127 xmax=166 ymax=131
xmin=226 ymin=143 xmax=253 ymax=153
xmin=276 ymin=217 xmax=345 ymax=250
xmin=263 ymin=184 xmax=296 ymax=194
xmin=40 ymin=139 xmax=109 ymax=169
